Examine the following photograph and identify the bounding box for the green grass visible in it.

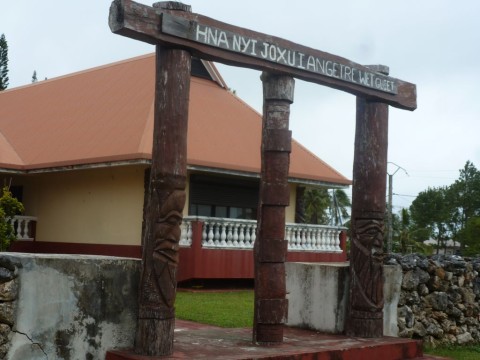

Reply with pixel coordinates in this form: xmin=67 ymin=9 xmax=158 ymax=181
xmin=424 ymin=345 xmax=480 ymax=360
xmin=175 ymin=290 xmax=254 ymax=328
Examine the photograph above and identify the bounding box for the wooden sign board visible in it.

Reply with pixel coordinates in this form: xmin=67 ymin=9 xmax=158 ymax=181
xmin=109 ymin=0 xmax=417 ymax=110
xmin=163 ymin=14 xmax=397 ymax=95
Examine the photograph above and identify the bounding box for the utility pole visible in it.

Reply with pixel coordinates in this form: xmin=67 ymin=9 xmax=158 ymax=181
xmin=387 ymin=162 xmax=408 ymax=253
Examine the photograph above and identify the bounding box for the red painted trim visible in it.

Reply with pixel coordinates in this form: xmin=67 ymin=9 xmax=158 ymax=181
xmin=9 ymin=241 xmax=142 ymax=258
xmin=8 ymin=224 xmax=347 ymax=281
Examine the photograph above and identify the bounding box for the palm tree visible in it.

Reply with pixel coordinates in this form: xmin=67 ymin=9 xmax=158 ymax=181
xmin=303 ymin=188 xmax=351 ymax=225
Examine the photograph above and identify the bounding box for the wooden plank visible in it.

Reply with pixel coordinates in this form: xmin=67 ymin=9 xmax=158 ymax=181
xmin=109 ymin=0 xmax=417 ymax=110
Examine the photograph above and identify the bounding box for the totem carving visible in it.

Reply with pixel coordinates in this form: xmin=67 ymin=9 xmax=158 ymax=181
xmin=349 ymin=218 xmax=385 ymax=319
xmin=138 ymin=178 xmax=186 ymax=321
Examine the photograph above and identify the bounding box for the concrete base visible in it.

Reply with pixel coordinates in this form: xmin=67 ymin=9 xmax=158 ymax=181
xmin=286 ymin=262 xmax=349 ymax=333
xmin=106 ymin=320 xmax=430 ymax=360
xmin=2 ymin=253 xmax=140 ymax=360
xmin=286 ymin=262 xmax=403 ymax=336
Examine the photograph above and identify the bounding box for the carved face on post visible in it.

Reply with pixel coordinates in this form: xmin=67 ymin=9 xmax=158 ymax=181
xmin=355 ymin=219 xmax=384 ymax=255
xmin=152 ymin=189 xmax=186 ymax=308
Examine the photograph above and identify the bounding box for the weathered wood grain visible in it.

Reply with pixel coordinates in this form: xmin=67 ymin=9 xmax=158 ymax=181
xmin=109 ymin=0 xmax=417 ymax=110
xmin=134 ymin=45 xmax=191 ymax=356
xmin=254 ymin=73 xmax=294 ymax=344
xmin=346 ymin=97 xmax=388 ymax=338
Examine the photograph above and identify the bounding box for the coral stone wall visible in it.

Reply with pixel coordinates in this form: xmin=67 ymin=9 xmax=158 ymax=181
xmin=387 ymin=254 xmax=480 ymax=347
xmin=0 ymin=258 xmax=18 ymax=359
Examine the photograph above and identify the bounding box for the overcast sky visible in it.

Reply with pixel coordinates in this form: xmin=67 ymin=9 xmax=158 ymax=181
xmin=2 ymin=1 xmax=480 ymax=212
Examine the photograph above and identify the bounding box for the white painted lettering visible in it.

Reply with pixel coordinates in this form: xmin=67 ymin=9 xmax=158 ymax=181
xmin=218 ymin=31 xmax=229 ymax=48
xmin=306 ymin=56 xmax=316 ymax=71
xmin=269 ymin=44 xmax=277 ymax=60
xmin=325 ymin=61 xmax=333 ymax=76
xmin=316 ymin=58 xmax=325 ymax=74
xmin=232 ymin=35 xmax=241 ymax=51
xmin=196 ymin=24 xmax=208 ymax=43
xmin=261 ymin=42 xmax=269 ymax=58
xmin=249 ymin=39 xmax=258 ymax=55
xmin=297 ymin=53 xmax=306 ymax=69
xmin=344 ymin=66 xmax=352 ymax=81
xmin=332 ymin=63 xmax=339 ymax=78
xmin=277 ymin=47 xmax=287 ymax=64
xmin=287 ymin=50 xmax=296 ymax=66
xmin=207 ymin=28 xmax=218 ymax=45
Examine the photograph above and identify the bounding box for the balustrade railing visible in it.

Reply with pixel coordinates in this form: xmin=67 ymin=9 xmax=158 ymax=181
xmin=180 ymin=220 xmax=193 ymax=247
xmin=181 ymin=216 xmax=345 ymax=252
xmin=10 ymin=216 xmax=37 ymax=241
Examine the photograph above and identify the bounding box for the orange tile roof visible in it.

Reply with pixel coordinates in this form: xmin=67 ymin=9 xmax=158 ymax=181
xmin=0 ymin=54 xmax=350 ymax=186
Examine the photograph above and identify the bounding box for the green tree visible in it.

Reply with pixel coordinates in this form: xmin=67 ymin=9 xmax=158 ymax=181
xmin=461 ymin=216 xmax=480 ymax=256
xmin=0 ymin=186 xmax=24 ymax=251
xmin=303 ymin=188 xmax=351 ymax=225
xmin=409 ymin=161 xmax=480 ymax=255
xmin=392 ymin=208 xmax=432 ymax=254
xmin=410 ymin=186 xmax=452 ymax=254
xmin=0 ymin=34 xmax=8 ymax=90
xmin=304 ymin=188 xmax=330 ymax=224
xmin=330 ymin=189 xmax=351 ymax=226
xmin=449 ymin=161 xmax=480 ymax=250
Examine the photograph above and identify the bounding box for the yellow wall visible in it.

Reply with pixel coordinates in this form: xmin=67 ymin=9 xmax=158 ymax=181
xmin=3 ymin=168 xmax=297 ymax=246
xmin=15 ymin=166 xmax=146 ymax=245
xmin=286 ymin=183 xmax=297 ymax=223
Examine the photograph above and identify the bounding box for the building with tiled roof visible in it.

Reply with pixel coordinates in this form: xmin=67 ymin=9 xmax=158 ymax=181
xmin=0 ymin=54 xmax=350 ymax=279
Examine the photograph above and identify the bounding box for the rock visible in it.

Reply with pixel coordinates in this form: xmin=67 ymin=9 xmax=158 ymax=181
xmin=0 ymin=279 xmax=18 ymax=301
xmin=425 ymin=292 xmax=449 ymax=311
xmin=0 ymin=268 xmax=14 ymax=284
xmin=459 ymin=287 xmax=476 ymax=304
xmin=405 ymin=291 xmax=421 ymax=305
xmin=418 ymin=283 xmax=429 ymax=296
xmin=457 ymin=332 xmax=473 ymax=345
xmin=402 ymin=268 xmax=430 ymax=290
xmin=426 ymin=323 xmax=444 ymax=338
xmin=446 ymin=305 xmax=463 ymax=319
xmin=0 ymin=302 xmax=15 ymax=326
xmin=400 ymin=254 xmax=421 ymax=270
xmin=0 ymin=323 xmax=10 ymax=345
xmin=413 ymin=321 xmax=427 ymax=337
xmin=0 ymin=342 xmax=8 ymax=358
xmin=398 ymin=305 xmax=414 ymax=328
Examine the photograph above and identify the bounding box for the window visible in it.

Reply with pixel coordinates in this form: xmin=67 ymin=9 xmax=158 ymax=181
xmin=189 ymin=174 xmax=259 ymax=220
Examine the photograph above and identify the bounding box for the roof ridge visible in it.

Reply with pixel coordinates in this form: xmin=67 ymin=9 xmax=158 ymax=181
xmin=2 ymin=53 xmax=156 ymax=93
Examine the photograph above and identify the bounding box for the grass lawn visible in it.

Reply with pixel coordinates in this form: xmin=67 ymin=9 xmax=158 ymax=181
xmin=175 ymin=290 xmax=254 ymax=328
xmin=424 ymin=345 xmax=480 ymax=360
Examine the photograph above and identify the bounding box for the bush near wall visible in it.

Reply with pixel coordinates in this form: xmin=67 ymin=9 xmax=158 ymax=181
xmin=386 ymin=253 xmax=480 ymax=348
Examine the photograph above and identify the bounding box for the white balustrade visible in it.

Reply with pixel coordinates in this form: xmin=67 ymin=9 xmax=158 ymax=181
xmin=184 ymin=216 xmax=345 ymax=253
xmin=180 ymin=219 xmax=193 ymax=247
xmin=10 ymin=216 xmax=37 ymax=241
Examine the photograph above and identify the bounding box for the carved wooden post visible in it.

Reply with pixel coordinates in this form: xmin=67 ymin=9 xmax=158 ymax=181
xmin=346 ymin=87 xmax=389 ymax=337
xmin=254 ymin=72 xmax=294 ymax=343
xmin=134 ymin=42 xmax=191 ymax=355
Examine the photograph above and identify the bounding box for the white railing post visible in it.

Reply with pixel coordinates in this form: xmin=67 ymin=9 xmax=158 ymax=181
xmin=180 ymin=218 xmax=193 ymax=247
xmin=10 ymin=216 xmax=38 ymax=241
xmin=191 ymin=216 xmax=344 ymax=253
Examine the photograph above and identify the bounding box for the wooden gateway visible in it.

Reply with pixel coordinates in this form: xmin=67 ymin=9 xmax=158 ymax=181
xmin=108 ymin=0 xmax=417 ymax=356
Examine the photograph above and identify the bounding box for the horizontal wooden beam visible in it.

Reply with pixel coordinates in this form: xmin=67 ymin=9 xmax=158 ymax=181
xmin=109 ymin=0 xmax=417 ymax=110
